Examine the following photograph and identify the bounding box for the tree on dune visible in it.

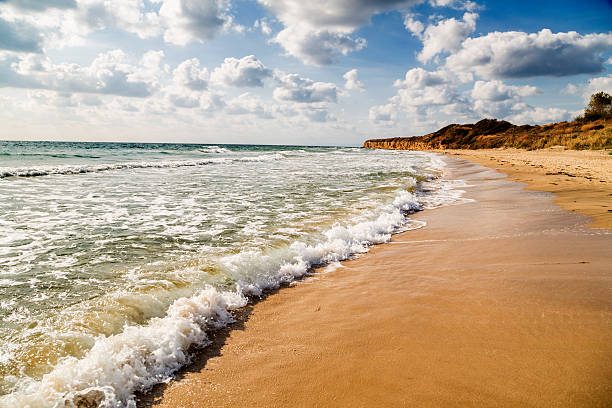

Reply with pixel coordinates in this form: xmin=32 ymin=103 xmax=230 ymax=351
xmin=581 ymin=91 xmax=612 ymax=121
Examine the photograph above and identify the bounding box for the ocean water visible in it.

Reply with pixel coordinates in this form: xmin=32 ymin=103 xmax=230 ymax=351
xmin=0 ymin=141 xmax=467 ymax=407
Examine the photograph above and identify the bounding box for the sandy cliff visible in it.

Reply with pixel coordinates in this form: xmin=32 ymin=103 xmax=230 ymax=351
xmin=363 ymin=118 xmax=611 ymax=151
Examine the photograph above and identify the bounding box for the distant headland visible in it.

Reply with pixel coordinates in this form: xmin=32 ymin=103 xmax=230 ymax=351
xmin=364 ymin=92 xmax=612 ymax=151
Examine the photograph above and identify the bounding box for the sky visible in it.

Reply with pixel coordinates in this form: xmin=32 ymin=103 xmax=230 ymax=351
xmin=0 ymin=0 xmax=611 ymax=146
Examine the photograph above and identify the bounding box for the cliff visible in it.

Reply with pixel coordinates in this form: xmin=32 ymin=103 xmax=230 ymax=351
xmin=363 ymin=118 xmax=612 ymax=151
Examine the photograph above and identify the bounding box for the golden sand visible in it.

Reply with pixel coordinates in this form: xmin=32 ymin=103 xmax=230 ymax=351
xmin=142 ymin=156 xmax=612 ymax=407
xmin=441 ymin=148 xmax=612 ymax=229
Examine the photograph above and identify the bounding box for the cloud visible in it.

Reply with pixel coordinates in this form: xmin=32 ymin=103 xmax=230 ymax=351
xmin=416 ymin=12 xmax=478 ymax=63
xmin=166 ymin=91 xmax=200 ymax=108
xmin=172 ymin=58 xmax=208 ymax=90
xmin=370 ymin=68 xmax=568 ymax=127
xmin=0 ymin=0 xmax=76 ymax=11
xmin=158 ymin=0 xmax=232 ymax=45
xmin=390 ymin=68 xmax=466 ymax=111
xmin=0 ymin=0 xmax=164 ymax=50
xmin=1 ymin=49 xmax=165 ymax=97
xmin=164 ymin=89 xmax=224 ymax=111
xmin=77 ymin=0 xmax=162 ymax=40
xmin=373 ymin=68 xmax=475 ymax=127
xmin=507 ymin=106 xmax=571 ymax=124
xmin=272 ymin=24 xmax=366 ymax=65
xmin=447 ymin=29 xmax=612 ymax=79
xmin=584 ymin=74 xmax=612 ymax=97
xmin=259 ymin=0 xmax=419 ymax=30
xmin=226 ymin=93 xmax=273 ymax=118
xmin=253 ymin=18 xmax=272 ymax=35
xmin=469 ymin=80 xmax=570 ymax=124
xmin=258 ymin=0 xmax=420 ymax=65
xmin=0 ymin=0 xmax=232 ymax=49
xmin=471 ymin=80 xmax=538 ymax=101
xmin=343 ymin=69 xmax=364 ymax=91
xmin=470 ymin=80 xmax=539 ymax=118
xmin=0 ymin=17 xmax=43 ymax=52
xmin=164 ymin=58 xmax=217 ymax=109
xmin=393 ymin=67 xmax=451 ymax=89
xmin=428 ymin=0 xmax=478 ymax=11
xmin=403 ymin=13 xmax=424 ymax=37
xmin=561 ymin=83 xmax=579 ymax=95
xmin=211 ymin=55 xmax=272 ymax=87
xmin=300 ymin=105 xmax=335 ymax=122
xmin=369 ymin=103 xmax=397 ymax=123
xmin=273 ymin=72 xmax=339 ymax=103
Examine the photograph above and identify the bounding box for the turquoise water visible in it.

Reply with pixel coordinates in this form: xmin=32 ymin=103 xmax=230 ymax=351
xmin=0 ymin=141 xmax=464 ymax=407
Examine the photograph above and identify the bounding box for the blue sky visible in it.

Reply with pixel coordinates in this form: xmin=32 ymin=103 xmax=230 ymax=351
xmin=0 ymin=0 xmax=611 ymax=146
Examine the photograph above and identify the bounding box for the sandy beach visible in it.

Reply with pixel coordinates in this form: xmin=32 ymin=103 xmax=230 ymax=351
xmin=442 ymin=149 xmax=612 ymax=229
xmin=143 ymin=154 xmax=612 ymax=407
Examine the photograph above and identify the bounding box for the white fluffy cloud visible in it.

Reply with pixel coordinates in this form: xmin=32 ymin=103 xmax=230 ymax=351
xmin=273 ymin=72 xmax=339 ymax=103
xmin=211 ymin=55 xmax=272 ymax=87
xmin=369 ymin=103 xmax=396 ymax=124
xmin=300 ymin=105 xmax=335 ymax=122
xmin=416 ymin=12 xmax=478 ymax=63
xmin=584 ymin=74 xmax=612 ymax=97
xmin=507 ymin=106 xmax=571 ymax=124
xmin=273 ymin=25 xmax=366 ymax=65
xmin=225 ymin=92 xmax=273 ymax=118
xmin=343 ymin=69 xmax=364 ymax=91
xmin=158 ymin=0 xmax=232 ymax=45
xmin=77 ymin=0 xmax=162 ymax=40
xmin=0 ymin=0 xmax=163 ymax=49
xmin=172 ymin=58 xmax=208 ymax=90
xmin=403 ymin=13 xmax=424 ymax=37
xmin=370 ymin=67 xmax=571 ymax=127
xmin=446 ymin=29 xmax=612 ymax=79
xmin=393 ymin=67 xmax=452 ymax=89
xmin=471 ymin=80 xmax=538 ymax=102
xmin=391 ymin=68 xmax=464 ymax=109
xmin=259 ymin=0 xmax=418 ymax=31
xmin=1 ymin=49 xmax=165 ymax=97
xmin=258 ymin=0 xmax=420 ymax=65
xmin=0 ymin=0 xmax=234 ymax=50
xmin=471 ymin=80 xmax=541 ymax=118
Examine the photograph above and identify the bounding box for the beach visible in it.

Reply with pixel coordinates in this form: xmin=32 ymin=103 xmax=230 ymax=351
xmin=146 ymin=154 xmax=612 ymax=407
xmin=442 ymin=149 xmax=612 ymax=229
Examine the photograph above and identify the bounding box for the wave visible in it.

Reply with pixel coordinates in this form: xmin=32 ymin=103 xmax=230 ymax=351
xmin=199 ymin=146 xmax=231 ymax=154
xmin=0 ymin=152 xmax=102 ymax=159
xmin=0 ymin=154 xmax=284 ymax=179
xmin=1 ymin=161 xmax=468 ymax=408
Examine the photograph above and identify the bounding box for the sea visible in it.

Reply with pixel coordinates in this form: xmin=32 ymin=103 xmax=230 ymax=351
xmin=0 ymin=141 xmax=468 ymax=407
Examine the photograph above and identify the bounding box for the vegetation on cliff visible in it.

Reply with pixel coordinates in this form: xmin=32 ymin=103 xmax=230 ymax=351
xmin=364 ymin=93 xmax=612 ymax=151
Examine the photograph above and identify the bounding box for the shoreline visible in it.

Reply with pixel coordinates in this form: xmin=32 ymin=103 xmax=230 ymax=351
xmin=439 ymin=148 xmax=612 ymax=229
xmin=143 ymin=155 xmax=612 ymax=407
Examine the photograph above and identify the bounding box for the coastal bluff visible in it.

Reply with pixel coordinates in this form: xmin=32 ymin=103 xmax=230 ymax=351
xmin=363 ymin=118 xmax=611 ymax=150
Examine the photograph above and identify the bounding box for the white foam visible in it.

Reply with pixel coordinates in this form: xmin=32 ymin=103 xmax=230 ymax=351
xmin=2 ymin=288 xmax=246 ymax=408
xmin=0 ymin=154 xmax=284 ymax=178
xmin=199 ymin=146 xmax=231 ymax=154
xmin=1 ymin=152 xmax=469 ymax=408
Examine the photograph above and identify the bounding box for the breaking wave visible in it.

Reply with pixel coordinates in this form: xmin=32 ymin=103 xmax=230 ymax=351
xmin=0 ymin=153 xmax=284 ymax=179
xmin=0 ymin=163 xmax=471 ymax=408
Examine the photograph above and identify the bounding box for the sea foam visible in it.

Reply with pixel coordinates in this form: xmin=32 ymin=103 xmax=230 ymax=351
xmin=0 ymin=153 xmax=467 ymax=408
xmin=0 ymin=153 xmax=283 ymax=179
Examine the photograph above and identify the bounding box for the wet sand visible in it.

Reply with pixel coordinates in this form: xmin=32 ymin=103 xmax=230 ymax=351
xmin=441 ymin=149 xmax=612 ymax=229
xmin=146 ymin=157 xmax=612 ymax=407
